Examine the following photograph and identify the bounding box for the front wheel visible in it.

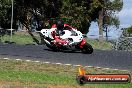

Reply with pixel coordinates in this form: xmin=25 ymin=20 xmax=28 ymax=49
xmin=81 ymin=43 xmax=93 ymax=54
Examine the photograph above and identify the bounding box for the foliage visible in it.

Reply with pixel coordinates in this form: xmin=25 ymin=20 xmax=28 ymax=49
xmin=0 ymin=0 xmax=123 ymax=34
xmin=112 ymin=36 xmax=132 ymax=51
xmin=0 ymin=0 xmax=12 ymax=28
xmin=103 ymin=0 xmax=123 ymax=29
xmin=60 ymin=0 xmax=93 ymax=33
xmin=112 ymin=26 xmax=132 ymax=51
xmin=126 ymin=26 xmax=132 ymax=34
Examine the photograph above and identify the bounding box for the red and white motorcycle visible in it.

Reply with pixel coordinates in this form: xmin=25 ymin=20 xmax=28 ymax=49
xmin=41 ymin=26 xmax=93 ymax=54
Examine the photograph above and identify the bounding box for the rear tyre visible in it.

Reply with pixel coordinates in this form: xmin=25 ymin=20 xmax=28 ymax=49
xmin=81 ymin=43 xmax=93 ymax=54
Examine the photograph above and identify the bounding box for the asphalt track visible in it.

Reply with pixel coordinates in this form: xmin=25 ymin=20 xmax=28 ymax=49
xmin=0 ymin=43 xmax=132 ymax=71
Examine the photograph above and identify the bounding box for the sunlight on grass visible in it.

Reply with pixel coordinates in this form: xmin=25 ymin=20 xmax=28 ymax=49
xmin=1 ymin=32 xmax=40 ymax=45
xmin=87 ymin=39 xmax=112 ymax=50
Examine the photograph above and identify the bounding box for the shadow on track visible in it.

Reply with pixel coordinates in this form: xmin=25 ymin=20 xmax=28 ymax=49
xmin=43 ymin=49 xmax=81 ymax=53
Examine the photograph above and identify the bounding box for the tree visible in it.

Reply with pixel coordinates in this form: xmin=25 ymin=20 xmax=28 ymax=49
xmin=126 ymin=26 xmax=132 ymax=36
xmin=0 ymin=0 xmax=12 ymax=29
xmin=98 ymin=0 xmax=123 ymax=41
xmin=0 ymin=0 xmax=123 ymax=44
xmin=13 ymin=0 xmax=94 ymax=33
xmin=60 ymin=0 xmax=93 ymax=33
xmin=12 ymin=0 xmax=51 ymax=44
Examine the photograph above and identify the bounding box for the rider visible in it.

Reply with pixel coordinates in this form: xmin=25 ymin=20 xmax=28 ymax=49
xmin=51 ymin=20 xmax=75 ymax=46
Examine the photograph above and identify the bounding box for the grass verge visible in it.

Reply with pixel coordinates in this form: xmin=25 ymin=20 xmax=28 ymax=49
xmin=86 ymin=39 xmax=113 ymax=50
xmin=1 ymin=32 xmax=40 ymax=45
xmin=0 ymin=58 xmax=131 ymax=88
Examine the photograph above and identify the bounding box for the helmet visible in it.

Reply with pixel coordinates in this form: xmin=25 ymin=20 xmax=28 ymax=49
xmin=56 ymin=20 xmax=64 ymax=30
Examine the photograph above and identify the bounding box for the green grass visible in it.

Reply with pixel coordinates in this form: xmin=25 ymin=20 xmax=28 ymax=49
xmin=0 ymin=70 xmax=75 ymax=84
xmin=1 ymin=32 xmax=40 ymax=45
xmin=86 ymin=39 xmax=112 ymax=50
xmin=0 ymin=58 xmax=131 ymax=88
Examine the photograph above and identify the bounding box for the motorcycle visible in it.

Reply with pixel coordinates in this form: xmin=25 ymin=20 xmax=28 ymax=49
xmin=40 ymin=27 xmax=93 ymax=54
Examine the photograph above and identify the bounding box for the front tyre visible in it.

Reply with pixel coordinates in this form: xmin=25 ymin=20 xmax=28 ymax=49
xmin=81 ymin=43 xmax=93 ymax=54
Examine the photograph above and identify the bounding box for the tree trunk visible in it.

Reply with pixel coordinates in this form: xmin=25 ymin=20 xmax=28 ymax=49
xmin=22 ymin=22 xmax=40 ymax=45
xmin=27 ymin=31 xmax=40 ymax=45
xmin=98 ymin=8 xmax=104 ymax=41
xmin=106 ymin=26 xmax=108 ymax=41
xmin=39 ymin=32 xmax=45 ymax=45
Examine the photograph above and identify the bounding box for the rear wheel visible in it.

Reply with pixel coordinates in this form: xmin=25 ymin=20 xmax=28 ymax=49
xmin=81 ymin=43 xmax=93 ymax=54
